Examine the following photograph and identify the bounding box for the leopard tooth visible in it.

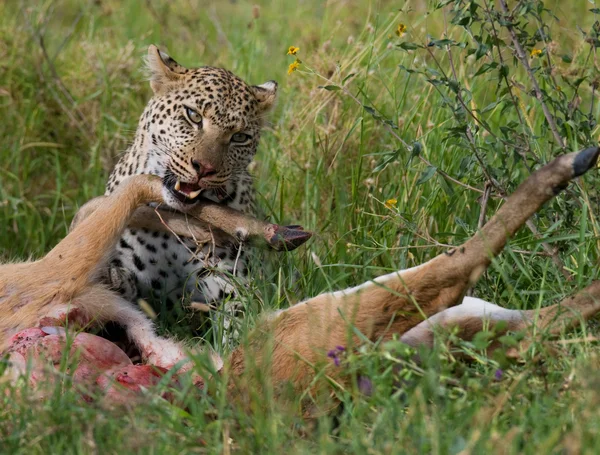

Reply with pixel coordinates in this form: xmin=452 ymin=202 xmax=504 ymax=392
xmin=174 ymin=179 xmax=181 ymax=191
xmin=188 ymin=189 xmax=202 ymax=199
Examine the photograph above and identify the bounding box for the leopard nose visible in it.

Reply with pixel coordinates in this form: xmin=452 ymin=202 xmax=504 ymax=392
xmin=191 ymin=159 xmax=217 ymax=179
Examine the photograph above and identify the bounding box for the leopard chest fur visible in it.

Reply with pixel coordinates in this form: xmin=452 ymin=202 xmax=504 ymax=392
xmin=106 ymin=171 xmax=256 ymax=308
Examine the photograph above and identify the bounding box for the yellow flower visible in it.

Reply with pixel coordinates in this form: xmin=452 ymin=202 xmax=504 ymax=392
xmin=287 ymin=46 xmax=300 ymax=55
xmin=530 ymin=48 xmax=543 ymax=57
xmin=395 ymin=23 xmax=407 ymax=37
xmin=384 ymin=198 xmax=398 ymax=209
xmin=287 ymin=59 xmax=301 ymax=75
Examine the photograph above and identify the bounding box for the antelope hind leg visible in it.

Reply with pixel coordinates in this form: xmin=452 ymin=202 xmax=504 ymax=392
xmin=401 ymin=280 xmax=600 ymax=354
xmin=399 ymin=296 xmax=528 ymax=349
xmin=228 ymin=147 xmax=600 ymax=391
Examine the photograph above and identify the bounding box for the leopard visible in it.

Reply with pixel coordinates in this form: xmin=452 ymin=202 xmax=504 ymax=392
xmin=104 ymin=45 xmax=278 ymax=335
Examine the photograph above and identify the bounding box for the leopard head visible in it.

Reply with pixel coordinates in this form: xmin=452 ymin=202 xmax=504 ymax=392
xmin=140 ymin=45 xmax=277 ymax=210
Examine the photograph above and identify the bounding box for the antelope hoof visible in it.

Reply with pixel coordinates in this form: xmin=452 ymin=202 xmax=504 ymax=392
xmin=268 ymin=225 xmax=313 ymax=251
xmin=573 ymin=146 xmax=600 ymax=177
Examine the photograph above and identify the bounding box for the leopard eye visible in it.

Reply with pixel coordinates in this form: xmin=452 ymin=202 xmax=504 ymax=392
xmin=231 ymin=133 xmax=251 ymax=143
xmin=185 ymin=107 xmax=203 ymax=126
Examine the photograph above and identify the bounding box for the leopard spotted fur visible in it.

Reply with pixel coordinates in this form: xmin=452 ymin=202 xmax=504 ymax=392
xmin=104 ymin=45 xmax=277 ymax=332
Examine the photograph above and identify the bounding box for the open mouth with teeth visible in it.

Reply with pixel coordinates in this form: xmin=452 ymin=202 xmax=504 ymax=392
xmin=165 ymin=177 xmax=204 ymax=204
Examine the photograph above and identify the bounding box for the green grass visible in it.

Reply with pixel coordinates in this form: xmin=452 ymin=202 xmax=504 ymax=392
xmin=2 ymin=0 xmax=600 ymax=452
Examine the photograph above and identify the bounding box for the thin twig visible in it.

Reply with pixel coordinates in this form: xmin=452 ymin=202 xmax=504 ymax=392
xmin=52 ymin=11 xmax=83 ymax=62
xmin=153 ymin=206 xmax=201 ymax=260
xmin=482 ymin=0 xmax=539 ymax=165
xmin=524 ymin=219 xmax=572 ymax=280
xmin=23 ymin=7 xmax=92 ymax=144
xmin=478 ymin=183 xmax=492 ymax=230
xmin=442 ymin=39 xmax=503 ymax=193
xmin=498 ymin=0 xmax=565 ymax=149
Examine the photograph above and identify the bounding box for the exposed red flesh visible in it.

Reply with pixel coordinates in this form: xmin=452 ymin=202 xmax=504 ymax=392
xmin=3 ymin=326 xmax=192 ymax=405
xmin=97 ymin=364 xmax=181 ymax=404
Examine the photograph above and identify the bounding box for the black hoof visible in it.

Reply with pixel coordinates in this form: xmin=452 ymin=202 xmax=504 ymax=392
xmin=573 ymin=146 xmax=600 ymax=177
xmin=269 ymin=226 xmax=313 ymax=251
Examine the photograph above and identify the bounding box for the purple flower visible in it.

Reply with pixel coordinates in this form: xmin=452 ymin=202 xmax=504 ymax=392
xmin=357 ymin=376 xmax=373 ymax=396
xmin=327 ymin=350 xmax=340 ymax=366
xmin=327 ymin=346 xmax=346 ymax=367
xmin=494 ymin=369 xmax=503 ymax=381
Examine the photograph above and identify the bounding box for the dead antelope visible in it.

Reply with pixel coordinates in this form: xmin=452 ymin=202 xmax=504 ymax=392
xmin=1 ymin=148 xmax=599 ymax=405
xmin=0 ymin=174 xmax=310 ymax=393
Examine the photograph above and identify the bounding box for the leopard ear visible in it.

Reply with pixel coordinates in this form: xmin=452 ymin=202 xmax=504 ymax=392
xmin=251 ymin=80 xmax=278 ymax=113
xmin=146 ymin=45 xmax=186 ymax=94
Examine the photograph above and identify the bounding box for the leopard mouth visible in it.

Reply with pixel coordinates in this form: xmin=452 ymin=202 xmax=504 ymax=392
xmin=165 ymin=177 xmax=203 ymax=205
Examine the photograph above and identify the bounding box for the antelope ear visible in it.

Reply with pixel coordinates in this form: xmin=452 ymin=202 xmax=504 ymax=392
xmin=251 ymin=80 xmax=278 ymax=113
xmin=146 ymin=45 xmax=186 ymax=94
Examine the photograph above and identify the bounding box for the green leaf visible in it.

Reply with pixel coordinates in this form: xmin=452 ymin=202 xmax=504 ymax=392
xmin=435 ymin=0 xmax=454 ymax=9
xmin=561 ymin=54 xmax=573 ymax=63
xmin=472 ymin=331 xmax=493 ymax=350
xmin=397 ymin=42 xmax=420 ymax=51
xmin=416 ymin=166 xmax=437 ymax=185
xmin=498 ymin=63 xmax=509 ymax=79
xmin=363 ymin=105 xmax=378 ymax=116
xmin=447 ymin=125 xmax=469 ymax=136
xmin=456 ymin=15 xmax=472 ymax=27
xmin=481 ymin=100 xmax=501 ymax=113
xmin=373 ymin=149 xmax=401 ymax=173
xmin=498 ymin=334 xmax=518 ymax=347
xmin=473 ymin=62 xmax=498 ymax=77
xmin=448 ymin=80 xmax=460 ymax=94
xmin=342 ymin=73 xmax=356 ymax=84
xmin=427 ymin=78 xmax=445 ymax=86
xmin=318 ymin=85 xmax=341 ymax=91
xmin=410 ymin=142 xmax=422 ymax=158
xmin=428 ymin=38 xmax=455 ymax=48
xmin=475 ymin=42 xmax=489 ymax=60
xmin=398 ymin=64 xmax=419 ymax=74
xmin=425 ymin=67 xmax=443 ymax=77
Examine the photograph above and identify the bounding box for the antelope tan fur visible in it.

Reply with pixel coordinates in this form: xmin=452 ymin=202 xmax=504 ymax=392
xmin=71 ymin=194 xmax=312 ymax=251
xmin=228 ymin=147 xmax=600 ymax=392
xmin=0 ymin=174 xmax=310 ymax=369
xmin=2 ymin=148 xmax=600 ymax=402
